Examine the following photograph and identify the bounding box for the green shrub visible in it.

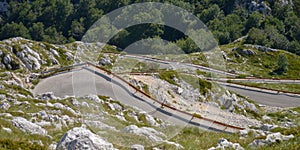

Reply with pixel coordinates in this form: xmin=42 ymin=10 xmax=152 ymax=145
xmin=198 ymin=79 xmax=212 ymax=95
xmin=158 ymin=70 xmax=179 ymax=86
xmin=236 ymin=74 xmax=247 ymax=78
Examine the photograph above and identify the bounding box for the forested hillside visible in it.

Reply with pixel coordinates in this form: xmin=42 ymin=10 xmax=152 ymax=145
xmin=0 ymin=0 xmax=299 ymax=55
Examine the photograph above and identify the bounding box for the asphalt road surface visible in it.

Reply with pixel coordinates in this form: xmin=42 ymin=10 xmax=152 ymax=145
xmin=123 ymin=55 xmax=300 ymax=107
xmin=33 ymin=61 xmax=300 ymax=134
xmin=124 ymin=55 xmax=236 ymax=77
xmin=221 ymin=83 xmax=300 ymax=107
xmin=34 ymin=66 xmax=238 ymax=133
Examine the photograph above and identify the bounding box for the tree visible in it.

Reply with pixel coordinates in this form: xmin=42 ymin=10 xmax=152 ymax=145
xmin=0 ymin=16 xmax=4 ymax=26
xmin=69 ymin=18 xmax=85 ymax=41
xmin=213 ymin=31 xmax=230 ymax=44
xmin=197 ymin=4 xmax=224 ymax=23
xmin=223 ymin=14 xmax=244 ymax=41
xmin=294 ymin=0 xmax=300 ymax=17
xmin=8 ymin=1 xmax=36 ymax=26
xmin=0 ymin=22 xmax=30 ymax=40
xmin=245 ymin=11 xmax=264 ymax=31
xmin=43 ymin=27 xmax=67 ymax=44
xmin=76 ymin=0 xmax=103 ymax=28
xmin=29 ymin=22 xmax=45 ymax=40
xmin=275 ymin=54 xmax=289 ymax=74
xmin=272 ymin=2 xmax=292 ymax=21
xmin=55 ymin=0 xmax=74 ymax=31
xmin=264 ymin=16 xmax=285 ymax=34
xmin=288 ymin=41 xmax=300 ymax=55
xmin=264 ymin=25 xmax=290 ymax=50
xmin=176 ymin=37 xmax=199 ymax=53
xmin=246 ymin=28 xmax=267 ymax=46
xmin=38 ymin=0 xmax=57 ymax=27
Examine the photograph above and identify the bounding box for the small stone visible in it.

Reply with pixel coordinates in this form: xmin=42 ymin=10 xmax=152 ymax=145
xmin=262 ymin=115 xmax=271 ymax=121
xmin=2 ymin=127 xmax=12 ymax=133
xmin=239 ymin=129 xmax=249 ymax=136
xmin=131 ymin=144 xmax=144 ymax=150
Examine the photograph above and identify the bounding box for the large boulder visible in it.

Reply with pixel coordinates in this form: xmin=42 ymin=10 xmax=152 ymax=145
xmin=57 ymin=127 xmax=115 ymax=150
xmin=11 ymin=117 xmax=47 ymax=135
xmin=3 ymin=54 xmax=12 ymax=65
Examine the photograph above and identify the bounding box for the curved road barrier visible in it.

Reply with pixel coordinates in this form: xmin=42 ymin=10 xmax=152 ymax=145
xmin=124 ymin=54 xmax=237 ymax=77
xmin=37 ymin=62 xmax=245 ymax=133
xmin=86 ymin=62 xmax=245 ymax=131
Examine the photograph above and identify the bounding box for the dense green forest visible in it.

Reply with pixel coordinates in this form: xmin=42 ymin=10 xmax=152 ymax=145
xmin=0 ymin=0 xmax=299 ymax=55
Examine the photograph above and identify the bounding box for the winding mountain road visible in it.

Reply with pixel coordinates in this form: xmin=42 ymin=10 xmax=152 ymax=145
xmin=33 ymin=55 xmax=300 ymax=133
xmin=124 ymin=55 xmax=237 ymax=77
xmin=122 ymin=55 xmax=300 ymax=107
xmin=217 ymin=82 xmax=300 ymax=107
xmin=34 ymin=64 xmax=241 ymax=133
xmin=213 ymin=78 xmax=300 ymax=84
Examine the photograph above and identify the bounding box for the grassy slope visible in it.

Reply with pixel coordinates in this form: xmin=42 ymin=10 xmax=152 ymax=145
xmin=1 ymin=39 xmax=299 ymax=149
xmin=149 ymin=42 xmax=300 ymax=79
xmin=221 ymin=42 xmax=300 ymax=79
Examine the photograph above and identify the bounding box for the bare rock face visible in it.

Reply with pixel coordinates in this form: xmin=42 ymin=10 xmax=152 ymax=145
xmin=57 ymin=127 xmax=115 ymax=150
xmin=19 ymin=45 xmax=41 ymax=70
xmin=248 ymin=1 xmax=271 ymax=15
xmin=11 ymin=117 xmax=48 ymax=135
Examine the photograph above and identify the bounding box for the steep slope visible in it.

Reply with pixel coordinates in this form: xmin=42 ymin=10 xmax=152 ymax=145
xmin=0 ymin=38 xmax=299 ymax=150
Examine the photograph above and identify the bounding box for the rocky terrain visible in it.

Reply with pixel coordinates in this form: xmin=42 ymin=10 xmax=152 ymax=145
xmin=127 ymin=75 xmax=261 ymax=128
xmin=0 ymin=38 xmax=299 ymax=149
